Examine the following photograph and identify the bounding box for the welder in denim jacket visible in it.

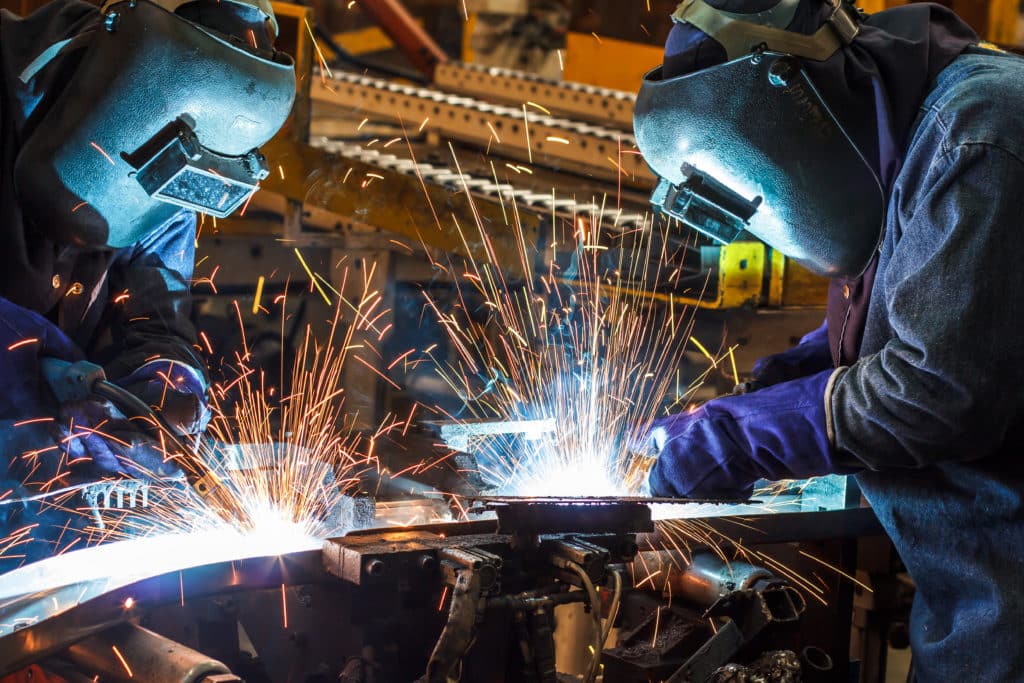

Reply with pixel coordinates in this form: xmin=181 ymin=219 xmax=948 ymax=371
xmin=635 ymin=0 xmax=1024 ymax=678
xmin=0 ymin=0 xmax=294 ymax=567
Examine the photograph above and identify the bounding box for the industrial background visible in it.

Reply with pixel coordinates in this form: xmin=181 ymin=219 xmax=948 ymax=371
xmin=0 ymin=0 xmax=1020 ymax=681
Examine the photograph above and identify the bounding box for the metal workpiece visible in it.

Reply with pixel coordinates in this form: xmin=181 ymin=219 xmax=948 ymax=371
xmin=437 ymin=417 xmax=558 ymax=454
xmin=63 ymin=623 xmax=237 ymax=683
xmin=433 ymin=61 xmax=636 ymax=129
xmin=633 ymin=551 xmax=782 ymax=607
xmin=322 ymin=530 xmax=442 ymax=585
xmin=311 ymin=69 xmax=654 ymax=187
xmin=475 ymin=497 xmax=655 ymax=536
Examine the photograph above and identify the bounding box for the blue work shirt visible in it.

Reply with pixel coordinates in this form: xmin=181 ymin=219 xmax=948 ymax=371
xmin=830 ymin=49 xmax=1024 ymax=681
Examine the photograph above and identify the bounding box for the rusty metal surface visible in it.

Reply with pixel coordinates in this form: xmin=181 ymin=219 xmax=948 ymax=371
xmin=311 ymin=69 xmax=653 ymax=187
xmin=434 ymin=61 xmax=636 ymax=129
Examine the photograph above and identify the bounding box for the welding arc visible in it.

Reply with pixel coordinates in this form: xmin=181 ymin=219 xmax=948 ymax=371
xmin=92 ymin=380 xmax=240 ymax=521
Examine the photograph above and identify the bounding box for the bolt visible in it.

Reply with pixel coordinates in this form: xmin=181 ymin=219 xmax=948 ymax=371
xmin=365 ymin=559 xmax=385 ymax=576
xmin=768 ymin=58 xmax=799 ymax=88
xmin=419 ymin=554 xmax=437 ymax=572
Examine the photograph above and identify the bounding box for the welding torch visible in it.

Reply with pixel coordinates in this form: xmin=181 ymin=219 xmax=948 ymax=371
xmin=40 ymin=358 xmax=236 ymax=515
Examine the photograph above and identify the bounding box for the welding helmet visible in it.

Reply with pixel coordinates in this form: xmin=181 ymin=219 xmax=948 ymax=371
xmin=633 ymin=0 xmax=884 ymax=278
xmin=13 ymin=0 xmax=295 ymax=248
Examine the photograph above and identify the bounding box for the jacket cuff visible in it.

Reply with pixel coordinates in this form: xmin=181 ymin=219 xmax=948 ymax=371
xmin=824 ymin=366 xmax=848 ymax=447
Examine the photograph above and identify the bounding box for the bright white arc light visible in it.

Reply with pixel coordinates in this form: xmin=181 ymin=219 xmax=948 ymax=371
xmin=0 ymin=527 xmax=319 ymax=638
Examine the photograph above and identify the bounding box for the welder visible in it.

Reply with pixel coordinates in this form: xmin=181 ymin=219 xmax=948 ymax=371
xmin=0 ymin=0 xmax=294 ymax=568
xmin=634 ymin=0 xmax=1024 ymax=678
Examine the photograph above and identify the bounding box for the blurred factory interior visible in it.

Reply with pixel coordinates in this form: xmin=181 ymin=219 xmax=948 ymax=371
xmin=0 ymin=0 xmax=1021 ymax=680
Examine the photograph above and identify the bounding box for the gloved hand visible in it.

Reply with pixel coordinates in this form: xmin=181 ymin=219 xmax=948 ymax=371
xmin=0 ymin=297 xmax=181 ymax=484
xmin=747 ymin=321 xmax=832 ymax=390
xmin=56 ymin=397 xmax=184 ymax=480
xmin=645 ymin=369 xmax=858 ymax=499
xmin=114 ymin=359 xmax=210 ymax=436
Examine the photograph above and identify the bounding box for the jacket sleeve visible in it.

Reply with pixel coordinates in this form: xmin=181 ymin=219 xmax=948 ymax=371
xmin=830 ymin=142 xmax=1024 ymax=469
xmin=102 ymin=210 xmax=208 ymax=385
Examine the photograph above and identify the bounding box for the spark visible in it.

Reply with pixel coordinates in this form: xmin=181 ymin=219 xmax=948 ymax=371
xmin=252 ymin=275 xmax=266 ymax=315
xmin=281 ymin=583 xmax=288 ymax=628
xmin=304 ymin=18 xmax=333 ymax=80
xmin=89 ymin=141 xmax=115 ymax=166
xmin=545 ymin=136 xmax=570 ymax=145
xmin=485 ymin=120 xmax=502 ymax=144
xmin=238 ymin=185 xmax=259 ymax=216
xmin=0 ymin=268 xmax=403 ymax=610
xmin=293 ymin=248 xmax=332 ymax=305
xmin=111 ymin=645 xmax=133 ymax=678
xmin=521 ymin=104 xmax=533 ymax=164
xmin=422 ymin=160 xmax=703 ymax=498
xmin=798 ymin=550 xmax=873 ymax=592
xmin=7 ymin=338 xmax=38 ymax=351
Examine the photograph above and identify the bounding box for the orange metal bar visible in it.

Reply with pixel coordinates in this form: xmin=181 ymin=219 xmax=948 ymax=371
xmin=354 ymin=0 xmax=448 ymax=79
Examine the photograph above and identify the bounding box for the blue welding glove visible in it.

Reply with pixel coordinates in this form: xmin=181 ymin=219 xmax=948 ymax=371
xmin=114 ymin=359 xmax=210 ymax=436
xmin=56 ymin=398 xmax=184 ymax=479
xmin=646 ymin=369 xmax=857 ymax=499
xmin=0 ymin=297 xmax=180 ymax=484
xmin=749 ymin=321 xmax=832 ymax=390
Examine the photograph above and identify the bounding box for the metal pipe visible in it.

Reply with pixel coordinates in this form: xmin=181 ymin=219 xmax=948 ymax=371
xmin=633 ymin=551 xmax=776 ymax=607
xmin=353 ymin=0 xmax=448 ymax=79
xmin=63 ymin=622 xmax=238 ymax=683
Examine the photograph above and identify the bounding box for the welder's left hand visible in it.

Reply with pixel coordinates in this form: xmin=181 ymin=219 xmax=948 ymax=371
xmin=645 ymin=369 xmax=858 ymax=499
xmin=115 ymin=360 xmax=210 ymax=436
xmin=57 ymin=397 xmax=184 ymax=480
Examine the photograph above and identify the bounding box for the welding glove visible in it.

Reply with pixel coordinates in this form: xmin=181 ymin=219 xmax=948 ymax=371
xmin=747 ymin=321 xmax=832 ymax=391
xmin=114 ymin=359 xmax=210 ymax=436
xmin=0 ymin=296 xmax=181 ymax=483
xmin=57 ymin=398 xmax=184 ymax=479
xmin=645 ymin=369 xmax=857 ymax=499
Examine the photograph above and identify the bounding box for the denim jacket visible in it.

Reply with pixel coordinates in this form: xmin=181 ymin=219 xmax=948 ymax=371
xmin=830 ymin=50 xmax=1024 ymax=681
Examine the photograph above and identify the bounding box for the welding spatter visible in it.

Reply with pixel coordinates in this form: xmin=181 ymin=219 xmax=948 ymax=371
xmin=40 ymin=358 xmax=239 ymax=520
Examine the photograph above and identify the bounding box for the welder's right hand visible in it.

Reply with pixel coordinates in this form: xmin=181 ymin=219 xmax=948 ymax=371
xmin=747 ymin=320 xmax=832 ymax=390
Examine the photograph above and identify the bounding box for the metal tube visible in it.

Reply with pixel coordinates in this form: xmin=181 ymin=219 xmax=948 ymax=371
xmin=353 ymin=0 xmax=448 ymax=79
xmin=63 ymin=622 xmax=237 ymax=683
xmin=632 ymin=551 xmax=775 ymax=607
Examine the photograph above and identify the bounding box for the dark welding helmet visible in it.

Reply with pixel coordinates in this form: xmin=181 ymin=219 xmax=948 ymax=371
xmin=13 ymin=0 xmax=295 ymax=248
xmin=634 ymin=0 xmax=885 ymax=278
